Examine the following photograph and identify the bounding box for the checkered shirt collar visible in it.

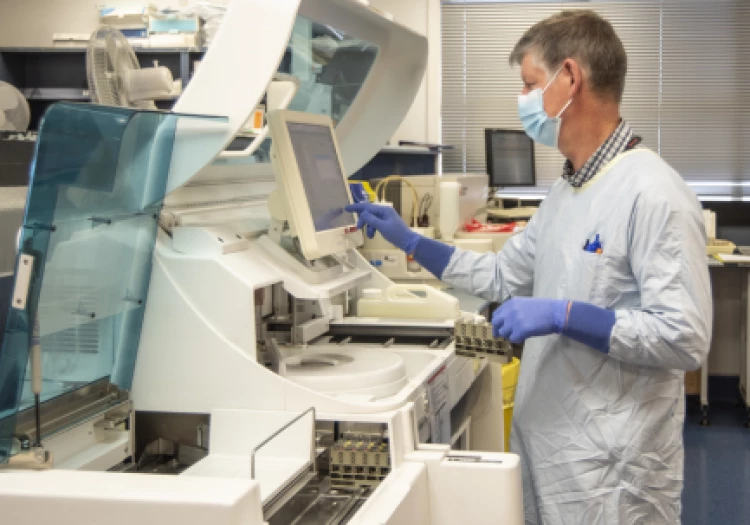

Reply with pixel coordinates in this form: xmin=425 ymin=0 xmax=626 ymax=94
xmin=562 ymin=120 xmax=634 ymax=188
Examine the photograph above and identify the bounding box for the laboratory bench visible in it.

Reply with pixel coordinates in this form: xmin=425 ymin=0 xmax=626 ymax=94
xmin=702 ymin=252 xmax=750 ymax=427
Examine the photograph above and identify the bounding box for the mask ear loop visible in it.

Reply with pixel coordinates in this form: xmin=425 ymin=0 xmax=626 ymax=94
xmin=555 ymin=98 xmax=573 ymax=118
xmin=542 ymin=65 xmax=574 ymax=118
xmin=542 ymin=65 xmax=566 ymax=94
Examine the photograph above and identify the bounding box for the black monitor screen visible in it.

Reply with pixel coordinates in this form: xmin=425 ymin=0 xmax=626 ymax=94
xmin=485 ymin=129 xmax=536 ymax=187
xmin=287 ymin=122 xmax=355 ymax=232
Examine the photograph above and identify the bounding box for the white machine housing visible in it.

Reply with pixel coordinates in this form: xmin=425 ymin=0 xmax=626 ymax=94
xmin=0 ymin=1 xmax=524 ymax=524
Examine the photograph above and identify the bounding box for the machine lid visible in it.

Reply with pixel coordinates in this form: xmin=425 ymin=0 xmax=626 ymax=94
xmin=0 ymin=102 xmax=226 ymax=462
xmin=163 ymin=0 xmax=427 ymax=200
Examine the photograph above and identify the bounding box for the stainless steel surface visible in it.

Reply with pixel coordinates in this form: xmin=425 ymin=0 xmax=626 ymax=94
xmin=287 ymin=494 xmax=362 ymax=525
xmin=143 ymin=437 xmax=175 ymax=457
xmin=337 ymin=422 xmax=388 ymax=442
xmin=250 ymin=406 xmax=316 ymax=478
xmin=134 ymin=438 xmax=206 ymax=474
xmin=14 ymin=378 xmax=129 ymax=444
xmin=134 ymin=411 xmax=209 ymax=461
xmin=263 ymin=470 xmax=319 ymax=520
xmin=262 ymin=419 xmax=383 ymax=523
xmin=327 ymin=322 xmax=453 ymax=340
xmin=93 ymin=409 xmax=131 ymax=431
xmin=266 ymin=474 xmax=367 ymax=525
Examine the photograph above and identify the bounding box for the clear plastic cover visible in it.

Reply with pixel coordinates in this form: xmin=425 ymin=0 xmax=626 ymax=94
xmin=0 ymin=102 xmax=225 ymax=462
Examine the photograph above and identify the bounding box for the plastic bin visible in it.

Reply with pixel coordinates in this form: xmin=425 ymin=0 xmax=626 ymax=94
xmin=502 ymin=358 xmax=520 ymax=452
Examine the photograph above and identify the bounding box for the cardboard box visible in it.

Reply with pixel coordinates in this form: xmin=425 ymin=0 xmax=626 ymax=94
xmin=99 ymin=5 xmax=156 ymax=28
xmin=685 ymin=369 xmax=702 ymax=395
xmin=149 ymin=14 xmax=201 ymax=34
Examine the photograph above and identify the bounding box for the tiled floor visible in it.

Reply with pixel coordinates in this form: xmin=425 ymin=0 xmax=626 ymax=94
xmin=683 ymin=385 xmax=750 ymax=524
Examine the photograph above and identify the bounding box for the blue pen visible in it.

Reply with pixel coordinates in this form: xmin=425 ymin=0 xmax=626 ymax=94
xmin=584 ymin=234 xmax=602 ymax=253
xmin=590 ymin=234 xmax=602 ymax=253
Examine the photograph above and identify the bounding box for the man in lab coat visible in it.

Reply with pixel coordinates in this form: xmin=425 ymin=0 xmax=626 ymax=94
xmin=348 ymin=10 xmax=712 ymax=524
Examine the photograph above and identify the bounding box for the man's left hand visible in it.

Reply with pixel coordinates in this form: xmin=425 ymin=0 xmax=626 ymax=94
xmin=492 ymin=297 xmax=568 ymax=343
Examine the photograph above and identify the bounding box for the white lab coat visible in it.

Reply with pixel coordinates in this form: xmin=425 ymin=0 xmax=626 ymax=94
xmin=442 ymin=149 xmax=712 ymax=524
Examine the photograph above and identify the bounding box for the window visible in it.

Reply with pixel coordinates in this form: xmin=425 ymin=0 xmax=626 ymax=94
xmin=442 ymin=0 xmax=750 ymax=198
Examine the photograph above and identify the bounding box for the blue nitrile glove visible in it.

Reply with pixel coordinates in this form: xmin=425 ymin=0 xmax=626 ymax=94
xmin=411 ymin=236 xmax=455 ymax=278
xmin=563 ymin=301 xmax=616 ymax=353
xmin=345 ymin=202 xmax=421 ymax=253
xmin=492 ymin=298 xmax=616 ymax=353
xmin=492 ymin=297 xmax=568 ymax=343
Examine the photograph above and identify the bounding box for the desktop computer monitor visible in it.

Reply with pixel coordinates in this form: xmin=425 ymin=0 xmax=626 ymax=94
xmin=484 ymin=129 xmax=536 ymax=188
xmin=268 ymin=109 xmax=362 ymax=260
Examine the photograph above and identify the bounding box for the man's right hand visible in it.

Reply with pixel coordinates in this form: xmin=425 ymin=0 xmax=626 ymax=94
xmin=345 ymin=202 xmax=421 ymax=254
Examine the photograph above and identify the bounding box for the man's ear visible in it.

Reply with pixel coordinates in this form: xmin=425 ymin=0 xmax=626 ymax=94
xmin=562 ymin=58 xmax=583 ymax=98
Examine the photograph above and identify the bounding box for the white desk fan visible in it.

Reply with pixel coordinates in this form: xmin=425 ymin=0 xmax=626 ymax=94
xmin=0 ymin=82 xmax=30 ymax=131
xmin=86 ymin=26 xmax=177 ymax=108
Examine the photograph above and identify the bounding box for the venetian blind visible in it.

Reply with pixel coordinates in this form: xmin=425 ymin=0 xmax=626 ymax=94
xmin=442 ymin=0 xmax=750 ymax=197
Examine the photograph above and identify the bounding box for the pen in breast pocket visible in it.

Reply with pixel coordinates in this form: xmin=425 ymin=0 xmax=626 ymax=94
xmin=583 ymin=234 xmax=603 ymax=253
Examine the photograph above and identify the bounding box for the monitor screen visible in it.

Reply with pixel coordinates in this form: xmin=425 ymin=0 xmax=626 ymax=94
xmin=485 ymin=129 xmax=536 ymax=187
xmin=287 ymin=122 xmax=356 ymax=232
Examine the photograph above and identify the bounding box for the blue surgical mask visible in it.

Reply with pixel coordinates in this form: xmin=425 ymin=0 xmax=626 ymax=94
xmin=518 ymin=66 xmax=573 ymax=149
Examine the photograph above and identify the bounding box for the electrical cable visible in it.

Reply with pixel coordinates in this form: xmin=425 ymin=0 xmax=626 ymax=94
xmin=373 ymin=175 xmax=420 ymax=226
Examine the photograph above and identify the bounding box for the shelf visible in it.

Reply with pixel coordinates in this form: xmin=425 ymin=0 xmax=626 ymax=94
xmin=0 ymin=47 xmax=206 ymax=54
xmin=21 ymin=88 xmax=89 ymax=101
xmin=380 ymin=145 xmax=439 ymax=156
xmin=134 ymin=47 xmax=207 ymax=54
xmin=0 ymin=47 xmax=88 ymax=53
xmin=0 ymin=47 xmax=201 ymax=130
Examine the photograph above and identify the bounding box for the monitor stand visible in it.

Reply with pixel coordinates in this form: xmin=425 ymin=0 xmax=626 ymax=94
xmin=268 ymin=217 xmax=342 ymax=273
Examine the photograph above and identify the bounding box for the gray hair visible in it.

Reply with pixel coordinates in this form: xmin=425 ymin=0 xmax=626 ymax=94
xmin=509 ymin=10 xmax=628 ymax=103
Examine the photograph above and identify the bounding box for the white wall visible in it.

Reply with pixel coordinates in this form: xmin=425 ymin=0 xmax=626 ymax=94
xmin=368 ymin=0 xmax=441 ymax=146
